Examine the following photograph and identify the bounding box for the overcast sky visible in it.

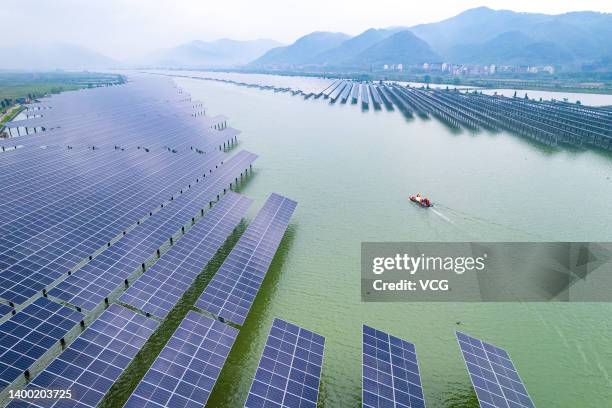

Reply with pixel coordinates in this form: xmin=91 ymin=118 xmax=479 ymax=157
xmin=2 ymin=0 xmax=611 ymax=60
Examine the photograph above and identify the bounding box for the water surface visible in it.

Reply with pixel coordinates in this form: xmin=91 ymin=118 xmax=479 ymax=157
xmin=173 ymin=76 xmax=612 ymax=407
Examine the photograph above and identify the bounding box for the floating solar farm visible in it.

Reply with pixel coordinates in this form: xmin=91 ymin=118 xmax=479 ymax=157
xmin=0 ymin=75 xmax=304 ymax=407
xmin=165 ymin=72 xmax=612 ymax=151
xmin=0 ymin=75 xmax=541 ymax=407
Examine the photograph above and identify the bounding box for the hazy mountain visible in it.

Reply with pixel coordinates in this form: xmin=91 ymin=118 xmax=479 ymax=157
xmin=409 ymin=7 xmax=612 ymax=66
xmin=446 ymin=31 xmax=573 ymax=65
xmin=313 ymin=28 xmax=396 ymax=65
xmin=251 ymin=31 xmax=351 ymax=66
xmin=138 ymin=39 xmax=282 ymax=68
xmin=0 ymin=43 xmax=116 ymax=70
xmin=410 ymin=7 xmax=549 ymax=54
xmin=349 ymin=30 xmax=441 ymax=66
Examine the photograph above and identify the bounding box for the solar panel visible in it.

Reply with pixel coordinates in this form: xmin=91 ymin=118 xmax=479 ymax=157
xmin=245 ymin=318 xmax=325 ymax=408
xmin=119 ymin=192 xmax=252 ymax=319
xmin=48 ymin=150 xmax=255 ymax=312
xmin=6 ymin=304 xmax=158 ymax=408
xmin=0 ymin=297 xmax=83 ymax=391
xmin=124 ymin=310 xmax=238 ymax=408
xmin=0 ymin=303 xmax=13 ymax=319
xmin=370 ymin=85 xmax=383 ymax=106
xmin=455 ymin=331 xmax=535 ymax=408
xmin=196 ymin=193 xmax=297 ymax=325
xmin=362 ymin=325 xmax=426 ymax=408
xmin=361 ymin=84 xmax=370 ymax=105
xmin=0 ymin=148 xmax=221 ymax=305
xmin=0 ymin=78 xmax=243 ymax=306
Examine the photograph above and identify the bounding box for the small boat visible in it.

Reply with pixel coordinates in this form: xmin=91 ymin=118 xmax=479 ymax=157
xmin=409 ymin=194 xmax=433 ymax=208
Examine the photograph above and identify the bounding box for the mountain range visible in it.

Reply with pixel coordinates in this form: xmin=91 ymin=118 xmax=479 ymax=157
xmin=251 ymin=7 xmax=612 ymax=69
xmin=1 ymin=7 xmax=610 ymax=71
xmin=0 ymin=43 xmax=116 ymax=70
xmin=134 ymin=38 xmax=283 ymax=68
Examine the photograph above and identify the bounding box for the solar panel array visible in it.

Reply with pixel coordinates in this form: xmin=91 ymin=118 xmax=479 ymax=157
xmin=0 ymin=76 xmax=243 ymax=306
xmin=245 ymin=318 xmax=325 ymax=408
xmin=196 ymin=193 xmax=297 ymax=325
xmin=48 ymin=150 xmax=256 ymax=311
xmin=7 ymin=304 xmax=158 ymax=408
xmin=362 ymin=325 xmax=426 ymax=408
xmin=124 ymin=311 xmax=238 ymax=408
xmin=0 ymin=147 xmax=221 ymax=305
xmin=455 ymin=332 xmax=535 ymax=408
xmin=119 ymin=192 xmax=252 ymax=319
xmin=0 ymin=297 xmax=83 ymax=391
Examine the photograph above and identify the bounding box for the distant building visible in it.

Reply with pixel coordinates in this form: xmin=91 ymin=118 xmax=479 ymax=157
xmin=422 ymin=63 xmax=429 ymax=71
xmin=383 ymin=64 xmax=389 ymax=70
xmin=397 ymin=64 xmax=403 ymax=71
xmin=543 ymin=65 xmax=555 ymax=74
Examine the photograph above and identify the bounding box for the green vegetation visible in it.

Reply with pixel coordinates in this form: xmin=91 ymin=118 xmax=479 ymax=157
xmin=0 ymin=71 xmax=125 ymax=120
xmin=0 ymin=105 xmax=24 ymax=124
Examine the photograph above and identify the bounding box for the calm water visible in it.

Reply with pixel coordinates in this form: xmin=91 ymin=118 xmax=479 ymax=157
xmin=165 ymin=76 xmax=612 ymax=407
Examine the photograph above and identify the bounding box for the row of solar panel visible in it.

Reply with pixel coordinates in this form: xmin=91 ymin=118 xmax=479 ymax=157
xmin=4 ymin=311 xmax=323 ymax=408
xmin=0 ymin=123 xmax=236 ymax=236
xmin=0 ymin=79 xmax=240 ymax=308
xmin=1 ymin=180 xmax=534 ymax=408
xmin=4 ymin=192 xmax=301 ymax=407
xmin=361 ymin=326 xmax=535 ymax=408
xmin=1 ymin=112 xmax=230 ymax=161
xmin=119 ymin=191 xmax=253 ymax=319
xmin=49 ymin=151 xmax=257 ymax=312
xmin=0 ymin=188 xmax=247 ymax=395
xmin=195 ymin=193 xmax=298 ymax=325
xmin=0 ymin=149 xmax=223 ymax=305
xmin=2 ymin=299 xmax=535 ymax=408
xmin=0 ymin=122 xmax=236 ymax=210
xmin=1 ymin=89 xmax=214 ymax=153
xmin=1 ymin=98 xmax=264 ymax=397
xmin=0 ymin=140 xmax=242 ymax=306
xmin=1 ymin=76 xmax=270 ymax=403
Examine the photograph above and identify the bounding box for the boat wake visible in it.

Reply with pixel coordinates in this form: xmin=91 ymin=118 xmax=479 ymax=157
xmin=431 ymin=208 xmax=453 ymax=224
xmin=433 ymin=203 xmax=544 ymax=239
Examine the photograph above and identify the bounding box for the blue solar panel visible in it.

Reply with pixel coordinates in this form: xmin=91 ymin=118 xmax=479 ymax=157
xmin=362 ymin=325 xmax=426 ymax=408
xmin=0 ymin=78 xmax=243 ymax=306
xmin=196 ymin=193 xmax=297 ymax=325
xmin=119 ymin=192 xmax=252 ymax=318
xmin=245 ymin=318 xmax=325 ymax=408
xmin=124 ymin=311 xmax=238 ymax=408
xmin=0 ymin=149 xmax=223 ymax=305
xmin=0 ymin=303 xmax=13 ymax=319
xmin=48 ymin=150 xmax=256 ymax=312
xmin=456 ymin=331 xmax=535 ymax=408
xmin=0 ymin=297 xmax=83 ymax=392
xmin=361 ymin=84 xmax=370 ymax=105
xmin=6 ymin=304 xmax=158 ymax=408
xmin=370 ymin=85 xmax=383 ymax=106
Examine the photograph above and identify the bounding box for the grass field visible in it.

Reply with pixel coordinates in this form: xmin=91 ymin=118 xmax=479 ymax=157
xmin=0 ymin=105 xmax=24 ymax=124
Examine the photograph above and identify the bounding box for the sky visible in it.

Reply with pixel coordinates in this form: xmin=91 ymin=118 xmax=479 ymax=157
xmin=2 ymin=0 xmax=611 ymax=60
